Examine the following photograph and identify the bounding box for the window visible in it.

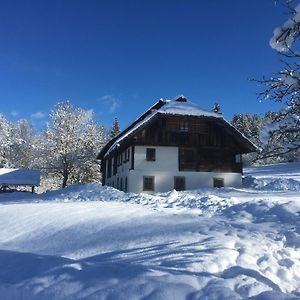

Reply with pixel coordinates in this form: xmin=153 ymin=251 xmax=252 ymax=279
xmin=179 ymin=148 xmax=196 ymax=171
xmin=174 ymin=176 xmax=185 ymax=191
xmin=117 ymin=154 xmax=122 ymax=166
xmin=146 ymin=148 xmax=156 ymax=161
xmin=125 ymin=177 xmax=128 ymax=192
xmin=143 ymin=176 xmax=155 ymax=191
xmin=235 ymin=154 xmax=242 ymax=163
xmin=113 ymin=157 xmax=117 ymax=175
xmin=117 ymin=177 xmax=119 ymax=189
xmin=213 ymin=178 xmax=224 ymax=188
xmin=124 ymin=148 xmax=130 ymax=162
xmin=120 ymin=178 xmax=123 ymax=191
xmin=180 ymin=120 xmax=188 ymax=132
xmin=123 ymin=149 xmax=129 ymax=163
xmin=127 ymin=148 xmax=130 ymax=162
xmin=107 ymin=158 xmax=112 ymax=178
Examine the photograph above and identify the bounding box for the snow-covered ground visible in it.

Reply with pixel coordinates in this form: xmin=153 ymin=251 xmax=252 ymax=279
xmin=0 ymin=162 xmax=300 ymax=299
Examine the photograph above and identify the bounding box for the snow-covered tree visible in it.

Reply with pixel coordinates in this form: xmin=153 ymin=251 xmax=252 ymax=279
xmin=9 ymin=119 xmax=36 ymax=168
xmin=232 ymin=113 xmax=264 ymax=144
xmin=42 ymin=101 xmax=105 ymax=188
xmin=231 ymin=113 xmax=265 ymax=165
xmin=258 ymin=2 xmax=300 ymax=160
xmin=110 ymin=117 xmax=121 ymax=139
xmin=0 ymin=114 xmax=12 ymax=168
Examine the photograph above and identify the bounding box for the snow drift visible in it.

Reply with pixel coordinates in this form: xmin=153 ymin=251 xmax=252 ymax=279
xmin=0 ymin=162 xmax=300 ymax=299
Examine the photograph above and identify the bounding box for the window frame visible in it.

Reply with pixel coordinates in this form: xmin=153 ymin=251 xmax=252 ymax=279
xmin=143 ymin=176 xmax=155 ymax=191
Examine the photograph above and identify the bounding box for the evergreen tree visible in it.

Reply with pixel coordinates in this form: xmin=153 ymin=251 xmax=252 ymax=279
xmin=231 ymin=113 xmax=264 ymax=165
xmin=110 ymin=117 xmax=121 ymax=139
xmin=212 ymin=102 xmax=221 ymax=114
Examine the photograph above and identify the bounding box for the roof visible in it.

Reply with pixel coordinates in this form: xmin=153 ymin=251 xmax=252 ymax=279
xmin=98 ymin=96 xmax=258 ymax=159
xmin=0 ymin=168 xmax=41 ymax=186
xmin=158 ymin=97 xmax=222 ymax=118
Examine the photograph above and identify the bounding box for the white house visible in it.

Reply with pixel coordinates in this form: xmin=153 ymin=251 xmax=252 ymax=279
xmin=97 ymin=96 xmax=257 ymax=193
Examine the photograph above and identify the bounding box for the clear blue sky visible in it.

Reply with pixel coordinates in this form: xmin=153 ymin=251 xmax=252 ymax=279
xmin=0 ymin=0 xmax=288 ymax=129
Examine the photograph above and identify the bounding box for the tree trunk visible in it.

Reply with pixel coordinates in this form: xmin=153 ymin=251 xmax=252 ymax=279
xmin=62 ymin=157 xmax=69 ymax=188
xmin=62 ymin=171 xmax=68 ymax=188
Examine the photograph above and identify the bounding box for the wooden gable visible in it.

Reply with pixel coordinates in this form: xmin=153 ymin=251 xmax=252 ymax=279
xmin=133 ymin=114 xmax=254 ymax=153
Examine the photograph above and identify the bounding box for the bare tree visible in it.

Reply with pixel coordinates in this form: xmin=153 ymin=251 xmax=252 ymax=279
xmin=257 ymin=2 xmax=300 ymax=160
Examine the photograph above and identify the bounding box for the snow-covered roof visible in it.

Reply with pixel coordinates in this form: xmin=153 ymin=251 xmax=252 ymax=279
xmin=0 ymin=168 xmax=40 ymax=186
xmin=158 ymin=98 xmax=222 ymax=118
xmin=100 ymin=96 xmax=257 ymax=158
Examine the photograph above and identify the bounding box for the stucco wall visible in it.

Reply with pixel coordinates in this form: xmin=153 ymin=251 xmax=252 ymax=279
xmin=134 ymin=146 xmax=178 ymax=172
xmin=128 ymin=170 xmax=242 ymax=193
xmin=106 ymin=145 xmax=242 ymax=193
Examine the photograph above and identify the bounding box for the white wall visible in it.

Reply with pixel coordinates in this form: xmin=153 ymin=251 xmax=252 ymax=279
xmin=106 ymin=145 xmax=242 ymax=193
xmin=128 ymin=170 xmax=242 ymax=194
xmin=134 ymin=146 xmax=178 ymax=172
xmin=105 ymin=147 xmax=132 ymax=190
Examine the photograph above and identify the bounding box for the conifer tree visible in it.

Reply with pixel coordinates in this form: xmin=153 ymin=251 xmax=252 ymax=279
xmin=212 ymin=102 xmax=221 ymax=114
xmin=110 ymin=117 xmax=121 ymax=139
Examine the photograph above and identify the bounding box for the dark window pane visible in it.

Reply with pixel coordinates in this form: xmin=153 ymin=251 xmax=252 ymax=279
xmin=174 ymin=176 xmax=185 ymax=191
xmin=213 ymin=178 xmax=224 ymax=188
xmin=143 ymin=176 xmax=154 ymax=191
xmin=125 ymin=177 xmax=128 ymax=192
xmin=146 ymin=148 xmax=156 ymax=161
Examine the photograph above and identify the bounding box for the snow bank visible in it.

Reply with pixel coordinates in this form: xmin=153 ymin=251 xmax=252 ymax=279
xmin=0 ymin=162 xmax=300 ymax=299
xmin=243 ymin=176 xmax=300 ymax=191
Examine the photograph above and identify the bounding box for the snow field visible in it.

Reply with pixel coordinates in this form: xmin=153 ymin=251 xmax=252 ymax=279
xmin=0 ymin=162 xmax=300 ymax=299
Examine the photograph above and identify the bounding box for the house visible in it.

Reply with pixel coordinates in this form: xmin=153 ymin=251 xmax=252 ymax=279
xmin=97 ymin=96 xmax=257 ymax=193
xmin=0 ymin=168 xmax=40 ymax=193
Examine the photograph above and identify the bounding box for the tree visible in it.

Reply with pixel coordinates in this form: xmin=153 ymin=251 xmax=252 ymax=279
xmin=0 ymin=114 xmax=12 ymax=168
xmin=231 ymin=112 xmax=283 ymax=165
xmin=110 ymin=117 xmax=121 ymax=139
xmin=231 ymin=113 xmax=264 ymax=165
xmin=10 ymin=119 xmax=35 ymax=168
xmin=212 ymin=102 xmax=221 ymax=114
xmin=0 ymin=115 xmax=40 ymax=169
xmin=232 ymin=113 xmax=264 ymax=144
xmin=42 ymin=101 xmax=105 ymax=188
xmin=258 ymin=2 xmax=300 ymax=160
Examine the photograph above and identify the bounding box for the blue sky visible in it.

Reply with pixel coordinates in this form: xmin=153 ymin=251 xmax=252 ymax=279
xmin=0 ymin=0 xmax=288 ymax=129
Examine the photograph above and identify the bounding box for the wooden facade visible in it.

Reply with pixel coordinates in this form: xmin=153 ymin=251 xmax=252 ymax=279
xmin=132 ymin=115 xmax=244 ymax=173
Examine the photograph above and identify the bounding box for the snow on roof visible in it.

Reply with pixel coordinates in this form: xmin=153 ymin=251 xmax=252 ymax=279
xmin=0 ymin=168 xmax=40 ymax=186
xmin=158 ymin=98 xmax=223 ymax=118
xmin=103 ymin=96 xmax=257 ymax=157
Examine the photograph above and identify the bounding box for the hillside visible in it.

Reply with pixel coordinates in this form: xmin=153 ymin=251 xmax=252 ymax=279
xmin=0 ymin=162 xmax=300 ymax=299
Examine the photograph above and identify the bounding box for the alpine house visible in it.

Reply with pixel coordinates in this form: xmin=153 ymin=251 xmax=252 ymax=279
xmin=97 ymin=96 xmax=257 ymax=193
